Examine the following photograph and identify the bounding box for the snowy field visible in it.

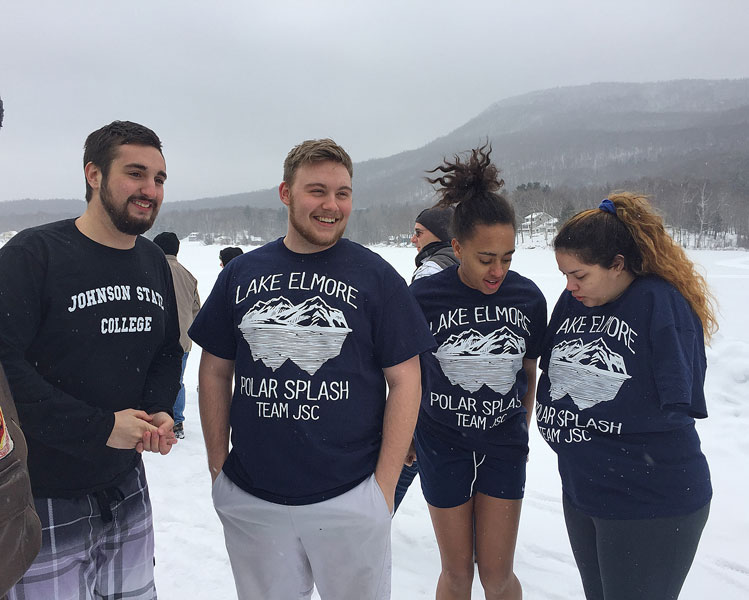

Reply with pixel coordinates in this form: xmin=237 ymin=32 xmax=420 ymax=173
xmin=144 ymin=240 xmax=749 ymax=599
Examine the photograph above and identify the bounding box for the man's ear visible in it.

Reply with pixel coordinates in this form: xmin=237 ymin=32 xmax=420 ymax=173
xmin=279 ymin=182 xmax=291 ymax=207
xmin=84 ymin=162 xmax=102 ymax=192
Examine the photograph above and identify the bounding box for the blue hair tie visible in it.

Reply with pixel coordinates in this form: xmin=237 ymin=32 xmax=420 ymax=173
xmin=599 ymin=198 xmax=616 ymax=215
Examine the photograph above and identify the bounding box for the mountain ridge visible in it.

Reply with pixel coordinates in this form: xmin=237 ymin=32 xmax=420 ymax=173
xmin=3 ymin=78 xmax=748 ymax=244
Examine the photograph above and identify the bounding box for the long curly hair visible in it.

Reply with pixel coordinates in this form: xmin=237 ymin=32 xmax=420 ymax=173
xmin=554 ymin=191 xmax=718 ymax=340
xmin=426 ymin=143 xmax=514 ymax=242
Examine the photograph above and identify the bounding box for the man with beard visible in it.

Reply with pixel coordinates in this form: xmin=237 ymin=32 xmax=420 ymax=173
xmin=0 ymin=121 xmax=183 ymax=600
xmin=189 ymin=139 xmax=434 ymax=599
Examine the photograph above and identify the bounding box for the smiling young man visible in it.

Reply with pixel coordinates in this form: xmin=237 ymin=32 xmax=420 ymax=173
xmin=0 ymin=121 xmax=183 ymax=600
xmin=190 ymin=139 xmax=435 ymax=599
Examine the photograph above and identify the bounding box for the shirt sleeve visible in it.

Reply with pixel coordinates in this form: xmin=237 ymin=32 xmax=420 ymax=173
xmin=525 ymin=288 xmax=548 ymax=360
xmin=413 ymin=261 xmax=443 ymax=281
xmin=140 ymin=260 xmax=184 ymax=416
xmin=188 ymin=267 xmax=238 ymax=360
xmin=539 ymin=290 xmax=568 ymax=371
xmin=0 ymin=244 xmax=115 ymax=458
xmin=650 ymin=289 xmax=707 ymax=418
xmin=192 ymin=282 xmax=201 ymax=320
xmin=372 ymin=268 xmax=435 ymax=368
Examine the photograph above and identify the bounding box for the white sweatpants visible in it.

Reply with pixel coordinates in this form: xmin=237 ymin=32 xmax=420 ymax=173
xmin=212 ymin=472 xmax=392 ymax=600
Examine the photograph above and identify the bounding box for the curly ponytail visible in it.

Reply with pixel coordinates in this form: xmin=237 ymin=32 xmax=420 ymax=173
xmin=554 ymin=191 xmax=718 ymax=340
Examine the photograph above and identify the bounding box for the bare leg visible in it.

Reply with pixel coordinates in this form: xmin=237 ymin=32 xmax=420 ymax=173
xmin=474 ymin=493 xmax=523 ymax=600
xmin=428 ymin=498 xmax=476 ymax=600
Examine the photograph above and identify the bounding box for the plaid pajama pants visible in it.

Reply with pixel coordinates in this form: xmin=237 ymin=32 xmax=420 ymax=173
xmin=9 ymin=461 xmax=157 ymax=600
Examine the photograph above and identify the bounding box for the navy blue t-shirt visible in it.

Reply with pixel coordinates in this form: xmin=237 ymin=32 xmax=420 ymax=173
xmin=411 ymin=266 xmax=547 ymax=458
xmin=536 ymin=275 xmax=712 ymax=519
xmin=188 ymin=238 xmax=435 ymax=505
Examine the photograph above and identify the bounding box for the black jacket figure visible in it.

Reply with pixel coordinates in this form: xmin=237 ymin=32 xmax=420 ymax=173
xmin=0 ymin=364 xmax=42 ymax=598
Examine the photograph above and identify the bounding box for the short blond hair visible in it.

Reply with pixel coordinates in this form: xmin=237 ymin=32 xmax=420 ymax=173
xmin=283 ymin=139 xmax=353 ymax=187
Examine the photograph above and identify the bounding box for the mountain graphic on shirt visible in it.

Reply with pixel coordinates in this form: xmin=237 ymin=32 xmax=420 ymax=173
xmin=434 ymin=327 xmax=525 ymax=394
xmin=547 ymin=337 xmax=631 ymax=410
xmin=238 ymin=295 xmax=351 ymax=375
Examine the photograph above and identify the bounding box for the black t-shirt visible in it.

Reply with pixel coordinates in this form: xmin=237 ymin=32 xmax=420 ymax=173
xmin=189 ymin=238 xmax=435 ymax=505
xmin=0 ymin=220 xmax=183 ymax=497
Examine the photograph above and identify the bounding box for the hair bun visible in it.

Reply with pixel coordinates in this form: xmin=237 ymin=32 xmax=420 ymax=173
xmin=426 ymin=143 xmax=503 ymax=208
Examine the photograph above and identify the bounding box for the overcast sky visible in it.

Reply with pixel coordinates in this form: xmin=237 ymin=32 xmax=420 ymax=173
xmin=1 ymin=0 xmax=748 ymax=204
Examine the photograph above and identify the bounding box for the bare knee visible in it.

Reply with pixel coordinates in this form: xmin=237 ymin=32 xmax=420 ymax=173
xmin=438 ymin=563 xmax=475 ymax=595
xmin=477 ymin=567 xmax=521 ymax=600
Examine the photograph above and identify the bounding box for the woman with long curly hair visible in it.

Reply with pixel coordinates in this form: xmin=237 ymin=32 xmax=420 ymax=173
xmin=410 ymin=145 xmax=546 ymax=599
xmin=536 ymin=192 xmax=716 ymax=600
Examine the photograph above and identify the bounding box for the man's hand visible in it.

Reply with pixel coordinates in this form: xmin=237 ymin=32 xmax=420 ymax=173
xmin=139 ymin=411 xmax=177 ymax=455
xmin=107 ymin=409 xmax=158 ymax=450
xmin=198 ymin=351 xmax=234 ymax=483
xmin=405 ymin=439 xmax=417 ymax=467
xmin=375 ymin=474 xmax=396 ymax=514
xmin=375 ymin=355 xmax=422 ymax=515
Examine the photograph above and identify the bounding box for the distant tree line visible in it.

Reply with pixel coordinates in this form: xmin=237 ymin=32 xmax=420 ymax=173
xmin=151 ymin=205 xmax=288 ymax=245
xmin=150 ymin=201 xmax=428 ymax=246
xmin=509 ymin=176 xmax=749 ymax=249
xmin=146 ymin=173 xmax=747 ymax=250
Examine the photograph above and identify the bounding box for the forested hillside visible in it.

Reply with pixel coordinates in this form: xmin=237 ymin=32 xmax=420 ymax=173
xmin=3 ymin=80 xmax=748 ymax=247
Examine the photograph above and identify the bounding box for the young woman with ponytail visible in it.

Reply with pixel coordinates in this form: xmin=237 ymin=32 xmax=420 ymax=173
xmin=410 ymin=145 xmax=547 ymax=599
xmin=536 ymin=192 xmax=716 ymax=600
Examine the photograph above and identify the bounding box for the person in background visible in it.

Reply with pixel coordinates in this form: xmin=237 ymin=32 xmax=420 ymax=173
xmin=0 ymin=94 xmax=43 ymax=600
xmin=189 ymin=138 xmax=434 ymax=599
xmin=394 ymin=205 xmax=458 ymax=513
xmin=0 ymin=120 xmax=182 ymax=600
xmin=412 ymin=206 xmax=458 ymax=281
xmin=219 ymin=246 xmax=243 ymax=267
xmin=153 ymin=232 xmax=201 ymax=439
xmin=411 ymin=145 xmax=546 ymax=599
xmin=536 ymin=193 xmax=715 ymax=600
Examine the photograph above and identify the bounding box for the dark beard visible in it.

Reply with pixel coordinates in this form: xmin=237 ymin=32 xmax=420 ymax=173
xmin=100 ymin=179 xmax=158 ymax=236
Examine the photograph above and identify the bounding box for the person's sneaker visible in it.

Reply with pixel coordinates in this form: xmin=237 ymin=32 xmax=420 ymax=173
xmin=173 ymin=422 xmax=185 ymax=439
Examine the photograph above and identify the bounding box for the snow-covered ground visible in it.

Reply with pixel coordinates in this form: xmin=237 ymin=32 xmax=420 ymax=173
xmin=144 ymin=240 xmax=749 ymax=599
